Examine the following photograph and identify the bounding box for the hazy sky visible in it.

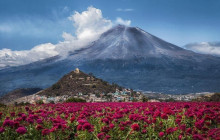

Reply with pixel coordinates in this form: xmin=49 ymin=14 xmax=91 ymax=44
xmin=0 ymin=0 xmax=220 ymax=50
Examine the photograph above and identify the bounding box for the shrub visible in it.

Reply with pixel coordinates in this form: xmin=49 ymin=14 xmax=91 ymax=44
xmin=0 ymin=103 xmax=6 ymax=107
xmin=165 ymin=98 xmax=175 ymax=102
xmin=49 ymin=100 xmax=55 ymax=104
xmin=142 ymin=96 xmax=148 ymax=102
xmin=36 ymin=100 xmax=44 ymax=104
xmin=65 ymin=97 xmax=86 ymax=103
xmin=14 ymin=102 xmax=30 ymax=106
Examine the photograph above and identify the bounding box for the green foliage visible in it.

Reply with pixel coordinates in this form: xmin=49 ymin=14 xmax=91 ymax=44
xmin=36 ymin=99 xmax=44 ymax=105
xmin=95 ymin=93 xmax=100 ymax=98
xmin=132 ymin=98 xmax=138 ymax=102
xmin=165 ymin=98 xmax=175 ymax=102
xmin=14 ymin=102 xmax=30 ymax=106
xmin=142 ymin=96 xmax=148 ymax=102
xmin=0 ymin=102 xmax=6 ymax=107
xmin=65 ymin=97 xmax=86 ymax=103
xmin=49 ymin=100 xmax=55 ymax=104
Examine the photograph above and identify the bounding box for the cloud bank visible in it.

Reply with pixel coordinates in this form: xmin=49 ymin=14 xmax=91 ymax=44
xmin=184 ymin=42 xmax=220 ymax=56
xmin=0 ymin=43 xmax=58 ymax=68
xmin=0 ymin=6 xmax=131 ymax=68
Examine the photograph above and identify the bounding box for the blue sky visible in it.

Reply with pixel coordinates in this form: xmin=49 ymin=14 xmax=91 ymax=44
xmin=0 ymin=0 xmax=220 ymax=51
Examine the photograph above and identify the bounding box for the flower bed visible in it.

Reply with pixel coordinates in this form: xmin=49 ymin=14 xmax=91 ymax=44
xmin=0 ymin=102 xmax=219 ymax=139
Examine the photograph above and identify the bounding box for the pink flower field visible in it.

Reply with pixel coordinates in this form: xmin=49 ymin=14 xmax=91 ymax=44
xmin=0 ymin=102 xmax=219 ymax=140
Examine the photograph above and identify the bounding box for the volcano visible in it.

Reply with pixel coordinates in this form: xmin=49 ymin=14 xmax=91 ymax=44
xmin=1 ymin=25 xmax=220 ymax=95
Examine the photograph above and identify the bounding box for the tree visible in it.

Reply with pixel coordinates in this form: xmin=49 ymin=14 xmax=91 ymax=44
xmin=165 ymin=98 xmax=175 ymax=102
xmin=36 ymin=100 xmax=44 ymax=104
xmin=0 ymin=103 xmax=6 ymax=107
xmin=65 ymin=97 xmax=86 ymax=103
xmin=142 ymin=96 xmax=148 ymax=102
xmin=132 ymin=98 xmax=138 ymax=102
xmin=95 ymin=93 xmax=100 ymax=98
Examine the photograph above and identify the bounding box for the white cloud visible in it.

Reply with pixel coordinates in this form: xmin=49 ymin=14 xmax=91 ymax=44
xmin=69 ymin=6 xmax=112 ymax=40
xmin=56 ymin=6 xmax=113 ymax=56
xmin=184 ymin=42 xmax=220 ymax=56
xmin=0 ymin=6 xmax=131 ymax=68
xmin=115 ymin=17 xmax=131 ymax=26
xmin=116 ymin=8 xmax=134 ymax=12
xmin=0 ymin=43 xmax=58 ymax=67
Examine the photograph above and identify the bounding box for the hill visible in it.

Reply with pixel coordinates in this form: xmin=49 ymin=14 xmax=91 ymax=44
xmin=193 ymin=93 xmax=220 ymax=102
xmin=0 ymin=88 xmax=42 ymax=104
xmin=37 ymin=68 xmax=122 ymax=97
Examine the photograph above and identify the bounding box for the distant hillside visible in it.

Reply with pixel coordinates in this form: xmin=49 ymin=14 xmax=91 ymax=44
xmin=0 ymin=88 xmax=42 ymax=104
xmin=37 ymin=68 xmax=122 ymax=97
xmin=194 ymin=93 xmax=220 ymax=102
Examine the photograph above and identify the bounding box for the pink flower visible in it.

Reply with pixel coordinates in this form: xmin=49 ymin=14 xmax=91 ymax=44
xmin=101 ymin=126 xmax=110 ymax=133
xmin=193 ymin=134 xmax=204 ymax=140
xmin=27 ymin=118 xmax=34 ymax=124
xmin=180 ymin=124 xmax=186 ymax=131
xmin=16 ymin=126 xmax=27 ymax=135
xmin=10 ymin=112 xmax=15 ymax=117
xmin=3 ymin=119 xmax=14 ymax=127
xmin=36 ymin=124 xmax=43 ymax=130
xmin=105 ymin=135 xmax=111 ymax=140
xmin=109 ymin=123 xmax=115 ymax=129
xmin=82 ymin=123 xmax=93 ymax=132
xmin=42 ymin=129 xmax=50 ymax=135
xmin=102 ymin=118 xmax=110 ymax=124
xmin=142 ymin=129 xmax=147 ymax=134
xmin=186 ymin=128 xmax=192 ymax=134
xmin=37 ymin=119 xmax=43 ymax=124
xmin=159 ymin=132 xmax=164 ymax=137
xmin=161 ymin=114 xmax=168 ymax=119
xmin=131 ymin=123 xmax=140 ymax=131
xmin=120 ymin=127 xmax=125 ymax=131
xmin=97 ymin=132 xmax=105 ymax=139
xmin=176 ymin=118 xmax=181 ymax=124
xmin=70 ymin=116 xmax=75 ymax=123
xmin=195 ymin=119 xmax=204 ymax=130
xmin=13 ymin=121 xmax=20 ymax=128
xmin=25 ymin=106 xmax=29 ymax=111
xmin=0 ymin=127 xmax=5 ymax=133
xmin=77 ymin=125 xmax=82 ymax=131
xmin=166 ymin=127 xmax=175 ymax=134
